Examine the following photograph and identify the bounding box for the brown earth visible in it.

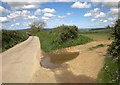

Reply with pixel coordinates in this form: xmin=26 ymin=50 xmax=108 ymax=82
xmin=31 ymin=40 xmax=112 ymax=83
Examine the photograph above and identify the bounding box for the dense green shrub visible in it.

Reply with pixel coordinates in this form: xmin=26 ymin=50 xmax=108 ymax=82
xmin=52 ymin=25 xmax=79 ymax=44
xmin=97 ymin=19 xmax=120 ymax=83
xmin=107 ymin=19 xmax=120 ymax=83
xmin=36 ymin=25 xmax=92 ymax=52
xmin=108 ymin=19 xmax=120 ymax=59
xmin=1 ymin=30 xmax=29 ymax=52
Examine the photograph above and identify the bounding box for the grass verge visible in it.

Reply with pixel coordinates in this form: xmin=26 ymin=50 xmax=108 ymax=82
xmin=97 ymin=56 xmax=119 ymax=83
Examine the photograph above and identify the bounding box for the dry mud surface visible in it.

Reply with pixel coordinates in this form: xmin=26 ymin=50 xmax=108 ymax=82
xmin=31 ymin=40 xmax=112 ymax=83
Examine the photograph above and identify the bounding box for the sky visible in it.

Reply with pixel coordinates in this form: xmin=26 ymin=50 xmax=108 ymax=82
xmin=0 ymin=0 xmax=119 ymax=30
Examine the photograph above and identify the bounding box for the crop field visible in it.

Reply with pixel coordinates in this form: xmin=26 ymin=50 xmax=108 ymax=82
xmin=79 ymin=29 xmax=112 ymax=41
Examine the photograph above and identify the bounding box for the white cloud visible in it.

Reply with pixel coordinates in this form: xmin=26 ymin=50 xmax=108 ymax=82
xmin=100 ymin=19 xmax=103 ymax=22
xmin=34 ymin=9 xmax=42 ymax=15
xmin=58 ymin=15 xmax=66 ymax=19
xmin=71 ymin=2 xmax=91 ymax=8
xmin=84 ymin=12 xmax=92 ymax=17
xmin=41 ymin=16 xmax=50 ymax=20
xmin=7 ymin=2 xmax=26 ymax=10
xmin=102 ymin=0 xmax=119 ymax=2
xmin=102 ymin=0 xmax=119 ymax=8
xmin=109 ymin=8 xmax=119 ymax=16
xmin=84 ymin=8 xmax=100 ymax=17
xmin=100 ymin=19 xmax=107 ymax=22
xmin=91 ymin=19 xmax=96 ymax=21
xmin=11 ymin=24 xmax=15 ymax=27
xmin=42 ymin=8 xmax=56 ymax=13
xmin=103 ymin=20 xmax=107 ymax=22
xmin=15 ymin=23 xmax=20 ymax=25
xmin=58 ymin=12 xmax=72 ymax=19
xmin=67 ymin=12 xmax=72 ymax=16
xmin=95 ymin=12 xmax=106 ymax=18
xmin=44 ymin=13 xmax=56 ymax=18
xmin=93 ymin=8 xmax=100 ymax=13
xmin=28 ymin=22 xmax=32 ymax=25
xmin=0 ymin=17 xmax=9 ymax=23
xmin=22 ymin=5 xmax=38 ymax=10
xmin=108 ymin=17 xmax=117 ymax=21
xmin=0 ymin=6 xmax=10 ymax=13
xmin=7 ymin=2 xmax=40 ymax=10
xmin=108 ymin=18 xmax=114 ymax=21
xmin=27 ymin=15 xmax=38 ymax=20
xmin=91 ymin=0 xmax=99 ymax=2
xmin=21 ymin=10 xmax=30 ymax=16
xmin=111 ymin=22 xmax=115 ymax=25
xmin=7 ymin=11 xmax=21 ymax=19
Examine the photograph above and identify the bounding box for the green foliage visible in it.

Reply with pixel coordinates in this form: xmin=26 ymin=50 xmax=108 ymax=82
xmin=97 ymin=57 xmax=119 ymax=83
xmin=52 ymin=25 xmax=79 ymax=44
xmin=113 ymin=19 xmax=120 ymax=39
xmin=89 ymin=44 xmax=105 ymax=50
xmin=108 ymin=40 xmax=120 ymax=57
xmin=97 ymin=19 xmax=120 ymax=83
xmin=108 ymin=19 xmax=120 ymax=58
xmin=1 ymin=30 xmax=29 ymax=52
xmin=29 ymin=25 xmax=39 ymax=36
xmin=35 ymin=25 xmax=92 ymax=52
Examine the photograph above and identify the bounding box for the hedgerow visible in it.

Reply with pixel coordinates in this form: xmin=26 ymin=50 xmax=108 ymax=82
xmin=1 ymin=30 xmax=29 ymax=52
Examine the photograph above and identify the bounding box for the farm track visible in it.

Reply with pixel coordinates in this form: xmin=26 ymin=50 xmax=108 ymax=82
xmin=31 ymin=40 xmax=112 ymax=83
xmin=1 ymin=36 xmax=40 ymax=83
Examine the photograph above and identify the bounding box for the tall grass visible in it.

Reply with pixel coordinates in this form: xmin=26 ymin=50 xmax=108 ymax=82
xmin=36 ymin=30 xmax=92 ymax=52
xmin=97 ymin=56 xmax=119 ymax=83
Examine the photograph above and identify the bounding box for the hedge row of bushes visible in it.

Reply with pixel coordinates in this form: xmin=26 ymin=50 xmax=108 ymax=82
xmin=108 ymin=19 xmax=120 ymax=58
xmin=1 ymin=30 xmax=29 ymax=52
xmin=97 ymin=19 xmax=120 ymax=83
xmin=107 ymin=19 xmax=120 ymax=83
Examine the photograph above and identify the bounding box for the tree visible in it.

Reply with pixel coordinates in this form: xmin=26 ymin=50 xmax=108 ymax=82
xmin=30 ymin=20 xmax=46 ymax=32
xmin=106 ymin=25 xmax=111 ymax=29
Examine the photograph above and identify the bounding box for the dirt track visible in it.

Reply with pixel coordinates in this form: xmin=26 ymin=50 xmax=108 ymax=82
xmin=31 ymin=40 xmax=112 ymax=83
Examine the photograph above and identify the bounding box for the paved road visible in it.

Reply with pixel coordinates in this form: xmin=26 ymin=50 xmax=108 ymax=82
xmin=1 ymin=36 xmax=41 ymax=83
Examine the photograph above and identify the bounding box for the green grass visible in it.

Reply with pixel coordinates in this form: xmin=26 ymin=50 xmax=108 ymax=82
xmin=89 ymin=44 xmax=105 ymax=50
xmin=36 ymin=30 xmax=92 ymax=52
xmin=97 ymin=56 xmax=119 ymax=83
xmin=79 ymin=29 xmax=112 ymax=41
